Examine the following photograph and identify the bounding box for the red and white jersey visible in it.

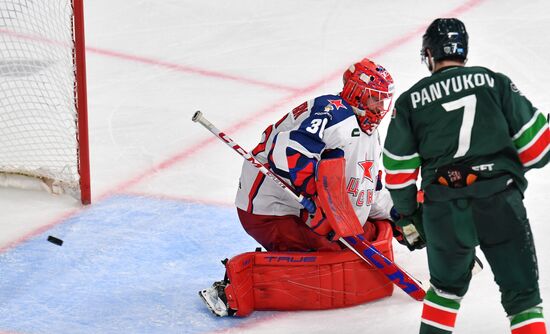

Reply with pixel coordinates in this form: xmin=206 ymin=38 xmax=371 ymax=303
xmin=235 ymin=94 xmax=393 ymax=225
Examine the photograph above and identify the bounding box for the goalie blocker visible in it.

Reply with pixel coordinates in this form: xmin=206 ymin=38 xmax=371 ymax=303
xmin=203 ymin=220 xmax=394 ymax=317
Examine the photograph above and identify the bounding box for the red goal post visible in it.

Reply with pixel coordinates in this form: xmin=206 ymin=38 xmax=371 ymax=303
xmin=0 ymin=0 xmax=91 ymax=204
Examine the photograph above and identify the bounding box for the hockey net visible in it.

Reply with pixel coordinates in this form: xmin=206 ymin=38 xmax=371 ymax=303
xmin=0 ymin=0 xmax=90 ymax=204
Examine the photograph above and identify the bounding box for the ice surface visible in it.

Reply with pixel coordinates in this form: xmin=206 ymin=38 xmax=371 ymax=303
xmin=1 ymin=0 xmax=549 ymax=333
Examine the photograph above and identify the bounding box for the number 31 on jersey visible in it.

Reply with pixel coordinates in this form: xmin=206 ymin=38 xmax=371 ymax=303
xmin=306 ymin=118 xmax=328 ymax=139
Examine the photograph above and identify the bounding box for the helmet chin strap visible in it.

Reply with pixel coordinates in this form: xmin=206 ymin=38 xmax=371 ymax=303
xmin=351 ymin=106 xmax=378 ymax=136
xmin=427 ymin=56 xmax=435 ymax=73
xmin=423 ymin=49 xmax=435 ymax=73
xmin=351 ymin=105 xmax=366 ymax=117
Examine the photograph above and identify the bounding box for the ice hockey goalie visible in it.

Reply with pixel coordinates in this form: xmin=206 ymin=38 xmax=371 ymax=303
xmin=198 ymin=58 xmax=417 ymax=317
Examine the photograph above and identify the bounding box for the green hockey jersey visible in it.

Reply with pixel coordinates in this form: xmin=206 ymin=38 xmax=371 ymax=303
xmin=383 ymin=65 xmax=550 ymax=215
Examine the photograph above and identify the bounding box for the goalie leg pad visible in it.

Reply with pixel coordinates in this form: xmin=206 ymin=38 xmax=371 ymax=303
xmin=224 ymin=221 xmax=394 ymax=317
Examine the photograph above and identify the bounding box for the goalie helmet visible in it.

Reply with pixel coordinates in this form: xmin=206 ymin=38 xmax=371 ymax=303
xmin=341 ymin=58 xmax=395 ymax=135
xmin=421 ymin=18 xmax=468 ymax=67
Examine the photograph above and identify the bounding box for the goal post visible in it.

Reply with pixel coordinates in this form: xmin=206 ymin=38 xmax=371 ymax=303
xmin=0 ymin=0 xmax=91 ymax=204
xmin=74 ymin=0 xmax=91 ymax=204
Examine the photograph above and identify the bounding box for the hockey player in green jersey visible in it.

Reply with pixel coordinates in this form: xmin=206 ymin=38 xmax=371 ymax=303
xmin=383 ymin=18 xmax=550 ymax=334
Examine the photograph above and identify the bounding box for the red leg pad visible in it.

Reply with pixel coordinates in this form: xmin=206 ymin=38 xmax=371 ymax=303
xmin=225 ymin=220 xmax=394 ymax=317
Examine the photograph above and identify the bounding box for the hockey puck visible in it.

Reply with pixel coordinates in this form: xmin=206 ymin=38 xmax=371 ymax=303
xmin=47 ymin=235 xmax=63 ymax=246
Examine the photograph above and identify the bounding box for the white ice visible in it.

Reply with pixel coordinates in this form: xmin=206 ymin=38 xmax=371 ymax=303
xmin=1 ymin=0 xmax=550 ymax=333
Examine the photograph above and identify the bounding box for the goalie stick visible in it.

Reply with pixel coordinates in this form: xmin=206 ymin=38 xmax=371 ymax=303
xmin=192 ymin=110 xmax=426 ymax=301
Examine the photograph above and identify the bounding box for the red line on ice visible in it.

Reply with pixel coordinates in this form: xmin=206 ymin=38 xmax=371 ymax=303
xmin=0 ymin=2 xmax=486 ymax=334
xmin=0 ymin=0 xmax=486 ymax=250
xmin=86 ymin=46 xmax=299 ymax=93
xmin=0 ymin=4 xmax=488 ymax=334
xmin=100 ymin=0 xmax=487 ymax=199
xmin=0 ymin=29 xmax=298 ymax=93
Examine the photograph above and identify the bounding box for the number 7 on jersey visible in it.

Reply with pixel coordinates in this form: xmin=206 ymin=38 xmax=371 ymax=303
xmin=442 ymin=94 xmax=477 ymax=158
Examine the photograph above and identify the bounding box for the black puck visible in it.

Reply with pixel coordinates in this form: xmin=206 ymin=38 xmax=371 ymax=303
xmin=47 ymin=235 xmax=63 ymax=246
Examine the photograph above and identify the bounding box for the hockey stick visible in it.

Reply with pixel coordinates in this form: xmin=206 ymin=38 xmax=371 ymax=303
xmin=192 ymin=110 xmax=426 ymax=301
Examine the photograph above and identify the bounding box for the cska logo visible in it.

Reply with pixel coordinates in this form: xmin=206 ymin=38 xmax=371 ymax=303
xmin=328 ymin=99 xmax=347 ymax=110
xmin=358 ymin=160 xmax=374 ymax=182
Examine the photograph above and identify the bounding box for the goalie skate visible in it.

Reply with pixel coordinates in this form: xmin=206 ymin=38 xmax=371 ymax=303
xmin=198 ymin=281 xmax=232 ymax=317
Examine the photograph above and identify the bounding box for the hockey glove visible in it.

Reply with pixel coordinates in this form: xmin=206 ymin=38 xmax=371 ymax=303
xmin=390 ymin=206 xmax=426 ymax=251
xmin=305 ymin=196 xmax=334 ymax=239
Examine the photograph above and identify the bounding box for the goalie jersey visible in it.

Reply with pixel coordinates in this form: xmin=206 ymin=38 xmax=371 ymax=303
xmin=235 ymin=94 xmax=392 ymax=225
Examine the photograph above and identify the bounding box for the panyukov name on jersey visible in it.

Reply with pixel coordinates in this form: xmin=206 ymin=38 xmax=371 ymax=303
xmin=410 ymin=72 xmax=495 ymax=109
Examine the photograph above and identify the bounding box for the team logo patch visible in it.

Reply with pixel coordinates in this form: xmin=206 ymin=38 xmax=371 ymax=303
xmin=357 ymin=160 xmax=374 ymax=182
xmin=352 ymin=128 xmax=360 ymax=137
xmin=328 ymin=99 xmax=347 ymax=110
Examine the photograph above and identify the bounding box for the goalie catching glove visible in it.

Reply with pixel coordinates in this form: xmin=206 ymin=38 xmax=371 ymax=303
xmin=390 ymin=206 xmax=426 ymax=251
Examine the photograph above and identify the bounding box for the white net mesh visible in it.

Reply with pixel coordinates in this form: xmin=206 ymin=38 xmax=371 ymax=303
xmin=0 ymin=1 xmax=81 ymax=195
